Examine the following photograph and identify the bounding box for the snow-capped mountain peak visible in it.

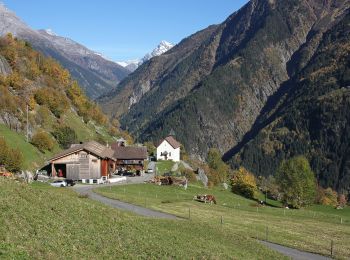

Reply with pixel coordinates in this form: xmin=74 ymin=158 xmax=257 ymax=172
xmin=117 ymin=40 xmax=174 ymax=72
xmin=43 ymin=28 xmax=57 ymax=36
xmin=151 ymin=40 xmax=174 ymax=57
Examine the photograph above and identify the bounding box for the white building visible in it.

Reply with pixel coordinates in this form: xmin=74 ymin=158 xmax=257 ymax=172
xmin=156 ymin=136 xmax=181 ymax=162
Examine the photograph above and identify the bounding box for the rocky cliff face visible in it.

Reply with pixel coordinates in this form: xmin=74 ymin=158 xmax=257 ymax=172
xmin=100 ymin=0 xmax=349 ymax=160
xmin=0 ymin=55 xmax=11 ymax=75
xmin=0 ymin=4 xmax=129 ymax=99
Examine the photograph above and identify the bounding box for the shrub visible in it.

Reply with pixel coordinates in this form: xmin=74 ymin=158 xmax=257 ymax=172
xmin=0 ymin=137 xmax=23 ymax=172
xmin=182 ymin=168 xmax=197 ymax=182
xmin=316 ymin=187 xmax=338 ymax=206
xmin=52 ymin=126 xmax=77 ymax=149
xmin=207 ymin=148 xmax=230 ymax=184
xmin=34 ymin=88 xmax=69 ymax=118
xmin=231 ymin=167 xmax=258 ymax=199
xmin=31 ymin=131 xmax=54 ymax=152
xmin=257 ymin=175 xmax=281 ymax=201
xmin=35 ymin=106 xmax=51 ymax=127
xmin=338 ymin=194 xmax=347 ymax=208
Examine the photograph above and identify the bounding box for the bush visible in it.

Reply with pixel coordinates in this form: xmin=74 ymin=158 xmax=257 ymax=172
xmin=276 ymin=156 xmax=316 ymax=208
xmin=31 ymin=131 xmax=54 ymax=152
xmin=182 ymin=168 xmax=197 ymax=182
xmin=338 ymin=194 xmax=347 ymax=208
xmin=0 ymin=137 xmax=23 ymax=172
xmin=35 ymin=106 xmax=51 ymax=127
xmin=52 ymin=126 xmax=77 ymax=149
xmin=207 ymin=148 xmax=230 ymax=185
xmin=316 ymin=187 xmax=338 ymax=206
xmin=231 ymin=167 xmax=258 ymax=199
xmin=34 ymin=88 xmax=69 ymax=118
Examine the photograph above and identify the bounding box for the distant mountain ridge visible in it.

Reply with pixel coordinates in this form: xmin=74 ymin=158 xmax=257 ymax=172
xmin=0 ymin=3 xmax=129 ymax=99
xmin=117 ymin=40 xmax=174 ymax=72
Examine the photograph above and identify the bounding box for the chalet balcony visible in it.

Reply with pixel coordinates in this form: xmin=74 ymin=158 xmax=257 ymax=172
xmin=117 ymin=160 xmax=144 ymax=166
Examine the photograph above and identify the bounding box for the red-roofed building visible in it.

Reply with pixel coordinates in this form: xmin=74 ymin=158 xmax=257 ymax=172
xmin=156 ymin=136 xmax=181 ymax=162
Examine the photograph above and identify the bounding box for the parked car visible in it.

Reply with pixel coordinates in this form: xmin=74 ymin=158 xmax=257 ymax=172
xmin=50 ymin=180 xmax=67 ymax=187
xmin=121 ymin=171 xmax=136 ymax=177
xmin=65 ymin=179 xmax=76 ymax=186
xmin=34 ymin=170 xmax=50 ymax=182
xmin=147 ymin=168 xmax=154 ymax=174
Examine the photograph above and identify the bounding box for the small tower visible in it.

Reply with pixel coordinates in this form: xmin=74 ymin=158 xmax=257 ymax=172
xmin=168 ymin=128 xmax=176 ymax=137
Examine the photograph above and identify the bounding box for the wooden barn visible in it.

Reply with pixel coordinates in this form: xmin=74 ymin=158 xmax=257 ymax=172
xmin=49 ymin=141 xmax=116 ymax=180
xmin=112 ymin=144 xmax=148 ymax=172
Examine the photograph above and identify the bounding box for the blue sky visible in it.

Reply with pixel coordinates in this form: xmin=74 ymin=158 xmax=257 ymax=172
xmin=3 ymin=0 xmax=248 ymax=61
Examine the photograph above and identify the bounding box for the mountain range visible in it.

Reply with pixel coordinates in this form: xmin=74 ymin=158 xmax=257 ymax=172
xmin=99 ymin=0 xmax=350 ymax=191
xmin=0 ymin=3 xmax=129 ymax=99
xmin=117 ymin=40 xmax=174 ymax=72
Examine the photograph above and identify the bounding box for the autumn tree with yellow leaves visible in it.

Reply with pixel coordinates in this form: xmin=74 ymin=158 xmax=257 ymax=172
xmin=231 ymin=167 xmax=258 ymax=199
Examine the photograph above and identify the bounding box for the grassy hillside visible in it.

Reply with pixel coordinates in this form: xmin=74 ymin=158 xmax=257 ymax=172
xmin=0 ymin=34 xmax=128 ymax=171
xmin=96 ymin=184 xmax=350 ymax=259
xmin=0 ymin=124 xmax=56 ymax=170
xmin=0 ymin=179 xmax=285 ymax=259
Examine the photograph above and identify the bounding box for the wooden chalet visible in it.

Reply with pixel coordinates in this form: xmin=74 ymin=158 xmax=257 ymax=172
xmin=112 ymin=143 xmax=148 ymax=172
xmin=49 ymin=141 xmax=116 ymax=180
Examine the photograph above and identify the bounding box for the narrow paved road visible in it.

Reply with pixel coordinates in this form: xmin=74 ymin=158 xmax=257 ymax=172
xmin=259 ymin=241 xmax=332 ymax=260
xmin=73 ymin=176 xmax=179 ymax=220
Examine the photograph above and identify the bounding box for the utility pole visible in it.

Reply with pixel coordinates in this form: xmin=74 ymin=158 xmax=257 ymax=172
xmin=26 ymin=103 xmax=29 ymax=142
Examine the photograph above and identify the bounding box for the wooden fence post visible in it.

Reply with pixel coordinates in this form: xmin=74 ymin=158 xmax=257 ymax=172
xmin=331 ymin=240 xmax=334 ymax=257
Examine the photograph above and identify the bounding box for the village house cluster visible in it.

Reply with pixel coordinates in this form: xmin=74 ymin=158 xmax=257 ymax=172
xmin=47 ymin=134 xmax=181 ymax=182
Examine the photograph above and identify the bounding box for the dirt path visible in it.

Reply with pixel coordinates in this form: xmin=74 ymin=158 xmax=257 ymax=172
xmin=259 ymin=241 xmax=332 ymax=260
xmin=73 ymin=177 xmax=179 ymax=220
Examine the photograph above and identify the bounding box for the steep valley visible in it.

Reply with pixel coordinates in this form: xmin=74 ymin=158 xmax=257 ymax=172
xmin=99 ymin=0 xmax=350 ymax=191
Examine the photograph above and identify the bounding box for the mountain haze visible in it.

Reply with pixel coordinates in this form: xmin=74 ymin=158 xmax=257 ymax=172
xmin=0 ymin=4 xmax=129 ymax=99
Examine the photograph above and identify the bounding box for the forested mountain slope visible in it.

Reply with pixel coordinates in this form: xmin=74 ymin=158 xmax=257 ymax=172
xmin=227 ymin=11 xmax=350 ymax=192
xmin=100 ymin=0 xmax=349 ymax=160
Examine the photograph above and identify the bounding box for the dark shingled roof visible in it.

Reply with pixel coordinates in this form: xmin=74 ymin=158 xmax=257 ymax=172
xmin=157 ymin=136 xmax=181 ymax=149
xmin=113 ymin=146 xmax=148 ymax=160
xmin=50 ymin=141 xmax=115 ymax=161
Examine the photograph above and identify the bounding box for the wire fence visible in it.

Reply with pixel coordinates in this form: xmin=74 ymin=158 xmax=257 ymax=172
xmin=101 ymin=186 xmax=349 ymax=258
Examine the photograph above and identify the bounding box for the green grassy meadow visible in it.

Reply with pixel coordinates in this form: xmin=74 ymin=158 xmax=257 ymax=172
xmin=0 ymin=179 xmax=286 ymax=259
xmin=155 ymin=160 xmax=176 ymax=175
xmin=96 ymin=183 xmax=350 ymax=259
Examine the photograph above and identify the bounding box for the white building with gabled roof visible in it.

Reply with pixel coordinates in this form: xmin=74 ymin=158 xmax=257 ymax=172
xmin=156 ymin=136 xmax=181 ymax=162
